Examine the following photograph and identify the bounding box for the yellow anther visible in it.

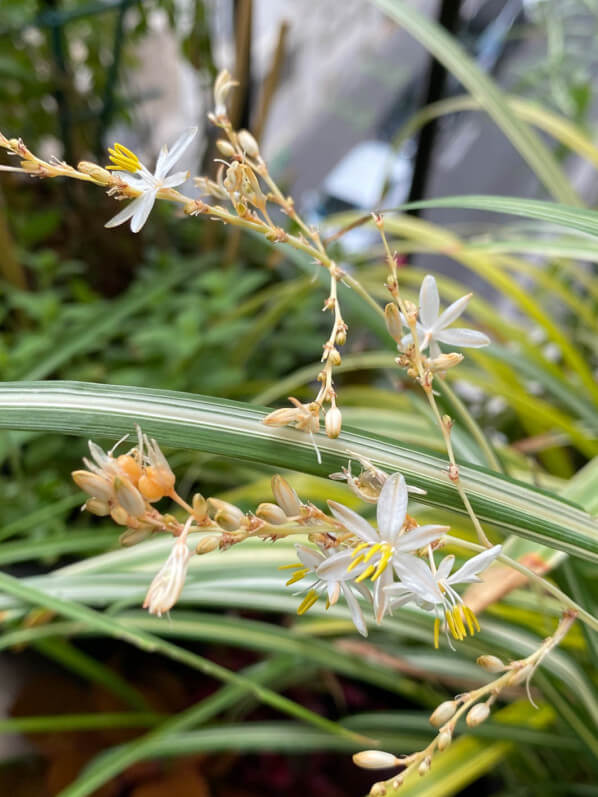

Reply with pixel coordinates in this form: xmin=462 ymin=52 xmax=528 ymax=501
xmin=434 ymin=617 xmax=440 ymax=649
xmin=453 ymin=606 xmax=467 ymax=639
xmin=464 ymin=605 xmax=480 ymax=633
xmin=445 ymin=609 xmax=459 ymax=640
xmin=351 ymin=542 xmax=369 ymax=558
xmin=355 ymin=564 xmax=376 ymax=583
xmin=371 ymin=549 xmax=392 ymax=581
xmin=106 ymin=142 xmax=141 ymax=173
xmin=286 ymin=567 xmax=309 ymax=586
xmin=347 ymin=554 xmax=365 ymax=572
xmin=279 ymin=563 xmax=303 ymax=570
xmin=363 ymin=543 xmax=382 ymax=563
xmin=297 ymin=589 xmax=319 ymax=615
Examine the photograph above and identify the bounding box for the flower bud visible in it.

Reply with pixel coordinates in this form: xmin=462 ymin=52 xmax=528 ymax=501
xmin=384 ymin=303 xmax=403 ymax=342
xmin=335 ymin=329 xmax=347 ymax=345
xmin=271 ymin=475 xmax=302 ymax=517
xmin=477 ymin=655 xmax=506 ymax=673
xmin=77 ymin=161 xmax=113 ymax=185
xmin=418 ymin=756 xmax=431 ymax=776
xmin=329 ymin=348 xmax=342 ymax=366
xmin=437 ymin=730 xmax=452 ymax=751
xmin=466 ymin=702 xmax=490 ymax=727
xmin=143 ymin=536 xmax=192 ymax=616
xmin=238 ymin=129 xmax=259 ymax=158
xmin=84 ymin=498 xmax=110 ymax=516
xmin=110 ymin=505 xmax=129 ymax=526
xmin=192 ymin=492 xmax=208 ymax=520
xmin=216 ymin=139 xmax=236 ymax=157
xmin=352 ymin=750 xmax=401 ymax=770
xmin=256 ymin=502 xmax=288 ymax=524
xmin=119 ymin=527 xmax=151 ymax=547
xmin=72 ymin=470 xmax=114 ymax=502
xmin=325 ymin=406 xmax=342 ymax=439
xmin=429 ymin=700 xmax=457 ymax=727
xmin=114 ymin=477 xmax=146 ymax=518
xmin=208 ymin=498 xmax=244 ymax=531
xmin=195 ymin=535 xmax=220 ymax=554
xmin=428 ymin=353 xmax=463 ymax=372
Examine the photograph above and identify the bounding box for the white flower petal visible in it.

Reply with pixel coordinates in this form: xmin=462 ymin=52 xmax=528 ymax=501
xmin=436 ymin=554 xmax=455 ymax=581
xmin=327 ymin=580 xmax=341 ymax=605
xmin=394 ymin=555 xmax=442 ymax=604
xmin=316 ymin=549 xmax=362 ymax=581
xmin=295 ymin=544 xmax=324 ymax=571
xmin=130 ymin=189 xmax=157 ymax=232
xmin=395 ymin=524 xmax=448 ymax=553
xmin=162 ymin=170 xmax=189 ymax=188
xmin=376 ymin=473 xmax=408 ymax=544
xmin=448 ymin=545 xmax=502 ymax=585
xmin=435 ymin=293 xmax=471 ymax=330
xmin=373 ymin=567 xmax=393 ymax=624
xmin=105 ymin=197 xmax=142 ymax=229
xmin=155 ymin=127 xmax=198 ymax=179
xmin=114 ymin=171 xmax=152 ymax=189
xmin=430 ymin=340 xmax=441 ymax=359
xmin=154 ymin=144 xmax=170 ymax=180
xmin=435 ymin=328 xmax=490 ymax=348
xmin=419 ymin=275 xmax=439 ymax=328
xmin=341 ymin=583 xmax=368 ymax=637
xmin=328 ymin=500 xmax=378 ymax=543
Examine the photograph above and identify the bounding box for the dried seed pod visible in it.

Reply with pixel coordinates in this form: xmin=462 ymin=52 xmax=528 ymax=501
xmin=114 ymin=477 xmax=146 ymax=518
xmin=72 ymin=470 xmax=114 ymax=502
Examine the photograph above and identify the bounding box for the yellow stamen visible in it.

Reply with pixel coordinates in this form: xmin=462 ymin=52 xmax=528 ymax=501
xmin=106 ymin=142 xmax=141 ymax=173
xmin=363 ymin=543 xmax=382 ymax=563
xmin=286 ymin=567 xmax=309 ymax=586
xmin=355 ymin=564 xmax=376 ymax=583
xmin=445 ymin=609 xmax=459 ymax=640
xmin=279 ymin=563 xmax=303 ymax=570
xmin=347 ymin=554 xmax=365 ymax=572
xmin=464 ymin=605 xmax=480 ymax=633
xmin=371 ymin=548 xmax=393 ymax=581
xmin=453 ymin=606 xmax=467 ymax=639
xmin=325 ymin=597 xmax=331 ymax=610
xmin=297 ymin=589 xmax=319 ymax=615
xmin=434 ymin=617 xmax=440 ymax=649
xmin=351 ymin=542 xmax=369 ymax=558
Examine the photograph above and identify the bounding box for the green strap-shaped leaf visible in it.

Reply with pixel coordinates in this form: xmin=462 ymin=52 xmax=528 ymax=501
xmin=0 ymin=381 xmax=597 ymax=562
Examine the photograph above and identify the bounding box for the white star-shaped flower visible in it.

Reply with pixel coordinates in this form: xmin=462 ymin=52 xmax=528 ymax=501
xmin=387 ymin=545 xmax=502 ymax=647
xmin=326 ymin=473 xmax=448 ymax=623
xmin=402 ymin=274 xmax=490 ymax=358
xmin=287 ymin=544 xmax=370 ymax=637
xmin=105 ymin=127 xmax=197 ymax=233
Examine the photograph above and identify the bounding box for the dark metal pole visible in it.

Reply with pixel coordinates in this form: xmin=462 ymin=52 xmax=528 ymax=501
xmin=407 ymin=0 xmax=462 ymax=213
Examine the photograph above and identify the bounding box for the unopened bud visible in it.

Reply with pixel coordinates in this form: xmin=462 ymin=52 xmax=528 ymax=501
xmin=352 ymin=750 xmax=401 ymax=770
xmin=208 ymin=498 xmax=244 ymax=531
xmin=256 ymin=502 xmax=288 ymax=524
xmin=335 ymin=329 xmax=347 ymax=345
xmin=119 ymin=527 xmax=151 ymax=547
xmin=216 ymin=139 xmax=236 ymax=157
xmin=325 ymin=406 xmax=342 ymax=439
xmin=477 ymin=655 xmax=506 ymax=673
xmin=466 ymin=702 xmax=490 ymax=727
xmin=384 ymin=303 xmax=403 ymax=342
xmin=418 ymin=756 xmax=431 ymax=776
xmin=272 ymin=475 xmax=302 ymax=517
xmin=429 ymin=353 xmax=463 ymax=372
xmin=437 ymin=730 xmax=452 ymax=751
xmin=329 ymin=348 xmax=342 ymax=366
xmin=110 ymin=505 xmax=129 ymax=526
xmin=72 ymin=470 xmax=114 ymax=502
xmin=77 ymin=161 xmax=112 ymax=185
xmin=192 ymin=492 xmax=208 ymax=520
xmin=391 ymin=775 xmax=404 ymax=789
xmin=114 ymin=477 xmax=146 ymax=518
xmin=429 ymin=700 xmax=457 ymax=727
xmin=238 ymin=129 xmax=259 ymax=158
xmin=195 ymin=535 xmax=220 ymax=554
xmin=84 ymin=498 xmax=110 ymax=516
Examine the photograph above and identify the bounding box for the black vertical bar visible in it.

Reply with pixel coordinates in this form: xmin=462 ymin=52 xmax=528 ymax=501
xmin=407 ymin=0 xmax=462 ymax=212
